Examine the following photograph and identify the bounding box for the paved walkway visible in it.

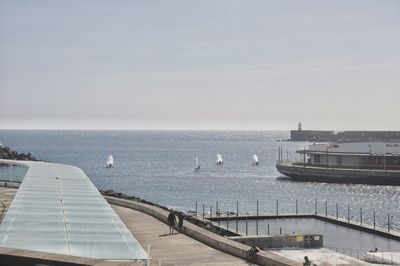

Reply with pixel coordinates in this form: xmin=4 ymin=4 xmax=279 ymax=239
xmin=0 ymin=187 xmax=17 ymax=222
xmin=112 ymin=205 xmax=249 ymax=266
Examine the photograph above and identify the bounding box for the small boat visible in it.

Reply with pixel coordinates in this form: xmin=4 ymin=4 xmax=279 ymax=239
xmin=216 ymin=154 xmax=223 ymax=165
xmin=194 ymin=157 xmax=200 ymax=171
xmin=106 ymin=154 xmax=114 ymax=168
xmin=252 ymin=154 xmax=259 ymax=165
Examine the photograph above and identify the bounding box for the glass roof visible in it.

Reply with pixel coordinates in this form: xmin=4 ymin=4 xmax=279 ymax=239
xmin=0 ymin=161 xmax=147 ymax=261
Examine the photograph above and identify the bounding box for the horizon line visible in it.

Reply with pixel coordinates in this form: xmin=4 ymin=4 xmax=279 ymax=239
xmin=0 ymin=127 xmax=400 ymax=132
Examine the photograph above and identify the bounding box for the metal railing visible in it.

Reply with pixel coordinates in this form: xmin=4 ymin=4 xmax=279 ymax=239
xmin=192 ymin=199 xmax=399 ymax=235
xmin=327 ymin=246 xmax=397 ymax=264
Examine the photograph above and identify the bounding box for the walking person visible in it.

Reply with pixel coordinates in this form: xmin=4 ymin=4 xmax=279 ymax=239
xmin=177 ymin=212 xmax=184 ymax=232
xmin=167 ymin=211 xmax=177 ymax=235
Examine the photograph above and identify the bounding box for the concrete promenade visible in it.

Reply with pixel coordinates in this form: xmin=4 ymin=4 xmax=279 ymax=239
xmin=0 ymin=187 xmax=16 ymax=222
xmin=113 ymin=205 xmax=248 ymax=266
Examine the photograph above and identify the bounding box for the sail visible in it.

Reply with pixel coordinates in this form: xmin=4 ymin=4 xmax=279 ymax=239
xmin=195 ymin=157 xmax=199 ymax=167
xmin=252 ymin=154 xmax=258 ymax=164
xmin=216 ymin=154 xmax=223 ymax=164
xmin=107 ymin=155 xmax=114 ymax=166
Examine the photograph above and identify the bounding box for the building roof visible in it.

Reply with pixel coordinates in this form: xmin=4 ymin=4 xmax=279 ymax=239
xmin=0 ymin=160 xmax=147 ymax=261
xmin=298 ymin=142 xmax=400 ymax=156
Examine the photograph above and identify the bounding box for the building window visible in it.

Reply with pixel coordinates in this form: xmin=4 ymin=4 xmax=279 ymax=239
xmin=337 ymin=156 xmax=343 ymax=166
xmin=314 ymin=154 xmax=320 ymax=164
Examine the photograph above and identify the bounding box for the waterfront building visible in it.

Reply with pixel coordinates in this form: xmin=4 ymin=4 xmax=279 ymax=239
xmin=277 ymin=142 xmax=400 ymax=185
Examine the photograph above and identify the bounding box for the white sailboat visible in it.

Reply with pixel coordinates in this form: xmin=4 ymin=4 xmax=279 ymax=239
xmin=252 ymin=154 xmax=259 ymax=165
xmin=194 ymin=157 xmax=200 ymax=171
xmin=216 ymin=154 xmax=223 ymax=165
xmin=106 ymin=154 xmax=114 ymax=168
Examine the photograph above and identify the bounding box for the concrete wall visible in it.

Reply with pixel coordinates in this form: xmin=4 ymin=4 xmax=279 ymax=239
xmin=0 ymin=181 xmax=20 ymax=188
xmin=0 ymin=247 xmax=137 ymax=266
xmin=229 ymin=234 xmax=323 ymax=250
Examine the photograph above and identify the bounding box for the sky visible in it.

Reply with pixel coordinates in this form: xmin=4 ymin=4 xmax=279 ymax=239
xmin=0 ymin=0 xmax=399 ymax=130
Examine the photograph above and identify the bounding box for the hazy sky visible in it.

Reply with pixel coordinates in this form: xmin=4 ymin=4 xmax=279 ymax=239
xmin=0 ymin=0 xmax=399 ymax=130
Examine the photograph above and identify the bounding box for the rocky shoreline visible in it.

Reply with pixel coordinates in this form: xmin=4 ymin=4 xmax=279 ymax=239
xmin=100 ymin=190 xmax=239 ymax=237
xmin=0 ymin=146 xmax=39 ymax=161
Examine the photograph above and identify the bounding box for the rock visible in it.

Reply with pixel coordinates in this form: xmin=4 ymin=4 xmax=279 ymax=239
xmin=0 ymin=146 xmax=40 ymax=161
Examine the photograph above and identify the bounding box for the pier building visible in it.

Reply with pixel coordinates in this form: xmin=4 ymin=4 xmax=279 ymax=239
xmin=277 ymin=142 xmax=400 ymax=185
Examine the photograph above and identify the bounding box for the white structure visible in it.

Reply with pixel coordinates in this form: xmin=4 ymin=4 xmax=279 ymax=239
xmin=0 ymin=160 xmax=147 ymax=261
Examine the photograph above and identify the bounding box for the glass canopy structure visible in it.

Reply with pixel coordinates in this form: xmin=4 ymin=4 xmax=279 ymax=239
xmin=0 ymin=160 xmax=147 ymax=261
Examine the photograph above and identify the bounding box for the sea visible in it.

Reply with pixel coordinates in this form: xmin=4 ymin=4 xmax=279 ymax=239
xmin=1 ymin=130 xmax=400 ymax=252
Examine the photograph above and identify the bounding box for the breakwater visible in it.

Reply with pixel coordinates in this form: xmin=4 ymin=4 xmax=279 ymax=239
xmin=0 ymin=146 xmax=39 ymax=161
xmin=291 ymin=129 xmax=400 ymax=142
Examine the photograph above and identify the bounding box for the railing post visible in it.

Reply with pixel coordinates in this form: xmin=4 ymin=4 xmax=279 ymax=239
xmin=210 ymin=206 xmax=212 ymax=219
xmin=280 ymin=227 xmax=282 ymax=234
xmin=245 ymin=217 xmax=248 ymax=236
xmin=388 ymin=213 xmax=390 ymax=232
xmin=256 ymin=220 xmax=259 ymax=236
xmin=195 ymin=202 xmax=198 ymax=218
xmin=315 ymin=198 xmax=317 ymax=214
xmin=236 ymin=200 xmax=238 ymax=233
xmin=226 ymin=211 xmax=229 ymax=231
xmin=278 ymin=146 xmax=281 ymax=164
xmin=257 ymin=200 xmax=259 ymax=216
xmin=348 ymin=205 xmax=350 ymax=223
xmin=325 ymin=200 xmax=328 ymax=217
xmin=373 ymin=211 xmax=376 ymax=229
xmin=267 ymin=223 xmax=269 ymax=235
xmin=336 ymin=203 xmax=338 ymax=219
xmin=256 ymin=200 xmax=259 ymax=235
xmin=216 ymin=201 xmax=218 ymax=216
xmin=360 ymin=208 xmax=362 ymax=226
xmin=276 ymin=200 xmax=279 ymax=215
xmin=295 ymin=199 xmax=298 ymax=215
xmin=202 ymin=204 xmax=205 ymax=222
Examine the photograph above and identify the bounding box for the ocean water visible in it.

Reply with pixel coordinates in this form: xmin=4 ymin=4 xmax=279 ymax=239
xmin=1 ymin=130 xmax=399 ymax=232
xmin=226 ymin=218 xmax=400 ymax=253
